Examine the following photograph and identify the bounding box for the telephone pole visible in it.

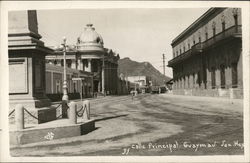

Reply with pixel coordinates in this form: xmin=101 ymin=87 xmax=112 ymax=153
xmin=162 ymin=53 xmax=166 ymax=76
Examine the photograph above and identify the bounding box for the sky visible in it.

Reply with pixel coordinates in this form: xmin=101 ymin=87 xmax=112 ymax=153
xmin=37 ymin=8 xmax=209 ymax=77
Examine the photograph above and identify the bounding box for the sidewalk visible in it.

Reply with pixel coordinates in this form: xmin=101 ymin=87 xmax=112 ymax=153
xmin=159 ymin=93 xmax=243 ymax=114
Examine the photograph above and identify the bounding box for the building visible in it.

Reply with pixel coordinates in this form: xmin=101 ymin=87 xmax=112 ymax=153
xmin=168 ymin=8 xmax=242 ymax=98
xmin=45 ymin=63 xmax=93 ymax=101
xmin=46 ymin=24 xmax=123 ymax=96
xmin=127 ymin=75 xmax=151 ymax=93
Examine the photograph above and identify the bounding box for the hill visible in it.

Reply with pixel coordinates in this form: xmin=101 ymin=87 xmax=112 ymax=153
xmin=118 ymin=57 xmax=171 ymax=86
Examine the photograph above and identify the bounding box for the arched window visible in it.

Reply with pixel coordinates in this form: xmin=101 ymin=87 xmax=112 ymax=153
xmin=205 ymin=26 xmax=208 ymax=40
xmin=232 ymin=8 xmax=239 ymax=26
xmin=232 ymin=8 xmax=239 ymax=32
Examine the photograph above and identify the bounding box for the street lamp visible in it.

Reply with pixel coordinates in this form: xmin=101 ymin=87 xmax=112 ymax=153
xmin=102 ymin=54 xmax=105 ymax=95
xmin=62 ymin=37 xmax=69 ymax=101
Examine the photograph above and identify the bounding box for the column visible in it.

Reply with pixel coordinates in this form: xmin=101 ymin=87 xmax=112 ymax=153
xmin=206 ymin=68 xmax=211 ymax=89
xmin=215 ymin=68 xmax=220 ymax=88
xmin=71 ymin=59 xmax=76 ymax=69
xmin=225 ymin=66 xmax=232 ymax=89
xmin=186 ymin=76 xmax=189 ymax=89
xmin=77 ymin=58 xmax=81 ymax=70
xmin=85 ymin=59 xmax=92 ymax=72
xmin=190 ymin=74 xmax=193 ymax=89
xmin=194 ymin=73 xmax=198 ymax=89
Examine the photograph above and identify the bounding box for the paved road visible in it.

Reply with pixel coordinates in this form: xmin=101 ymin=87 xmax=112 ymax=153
xmin=10 ymin=94 xmax=244 ymax=156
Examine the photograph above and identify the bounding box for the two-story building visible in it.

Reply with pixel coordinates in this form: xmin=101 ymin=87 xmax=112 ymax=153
xmin=168 ymin=8 xmax=242 ymax=98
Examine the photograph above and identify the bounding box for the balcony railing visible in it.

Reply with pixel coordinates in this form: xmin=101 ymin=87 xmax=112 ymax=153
xmin=202 ymin=25 xmax=241 ymax=49
xmin=168 ymin=25 xmax=241 ymax=67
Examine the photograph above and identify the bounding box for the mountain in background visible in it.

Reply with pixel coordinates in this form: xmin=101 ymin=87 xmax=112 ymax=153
xmin=118 ymin=57 xmax=172 ymax=86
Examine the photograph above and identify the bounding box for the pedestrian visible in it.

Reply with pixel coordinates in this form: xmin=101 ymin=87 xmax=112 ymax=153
xmin=131 ymin=90 xmax=134 ymax=101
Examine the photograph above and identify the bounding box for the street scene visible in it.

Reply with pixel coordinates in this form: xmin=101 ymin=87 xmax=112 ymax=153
xmin=6 ymin=6 xmax=244 ymax=157
xmin=10 ymin=94 xmax=243 ymax=156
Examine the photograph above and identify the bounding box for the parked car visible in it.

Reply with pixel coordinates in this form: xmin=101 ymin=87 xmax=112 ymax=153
xmin=160 ymin=86 xmax=167 ymax=93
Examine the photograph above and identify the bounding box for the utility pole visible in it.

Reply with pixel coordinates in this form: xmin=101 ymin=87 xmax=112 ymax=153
xmin=162 ymin=53 xmax=165 ymax=76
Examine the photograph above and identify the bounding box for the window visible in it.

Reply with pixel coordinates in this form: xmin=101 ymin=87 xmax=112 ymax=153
xmin=212 ymin=21 xmax=216 ymax=36
xmin=187 ymin=76 xmax=190 ymax=88
xmin=180 ymin=49 xmax=182 ymax=54
xmin=232 ymin=8 xmax=239 ymax=26
xmin=213 ymin=27 xmax=216 ymax=36
xmin=211 ymin=67 xmax=216 ymax=89
xmin=188 ymin=43 xmax=190 ymax=50
xmin=222 ymin=22 xmax=226 ymax=31
xmin=232 ymin=63 xmax=238 ymax=88
xmin=234 ymin=15 xmax=238 ymax=26
xmin=66 ymin=59 xmax=72 ymax=68
xmin=205 ymin=32 xmax=208 ymax=40
xmin=56 ymin=80 xmax=61 ymax=93
xmin=61 ymin=59 xmax=64 ymax=66
xmin=193 ymin=40 xmax=195 ymax=45
xmin=92 ymin=60 xmax=98 ymax=72
xmin=183 ymin=46 xmax=185 ymax=52
xmin=199 ymin=36 xmax=201 ymax=43
xmin=220 ymin=65 xmax=226 ymax=88
xmin=221 ymin=14 xmax=226 ymax=31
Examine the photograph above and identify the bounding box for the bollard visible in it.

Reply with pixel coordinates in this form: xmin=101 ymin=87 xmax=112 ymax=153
xmin=15 ymin=104 xmax=24 ymax=130
xmin=62 ymin=100 xmax=68 ymax=118
xmin=82 ymin=100 xmax=90 ymax=120
xmin=69 ymin=102 xmax=77 ymax=124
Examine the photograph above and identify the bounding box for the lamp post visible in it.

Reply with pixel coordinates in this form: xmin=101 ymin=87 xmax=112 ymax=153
xmin=62 ymin=37 xmax=69 ymax=101
xmin=102 ymin=54 xmax=105 ymax=95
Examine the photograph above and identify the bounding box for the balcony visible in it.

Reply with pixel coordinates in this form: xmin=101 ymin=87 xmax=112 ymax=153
xmin=202 ymin=25 xmax=241 ymax=49
xmin=168 ymin=25 xmax=241 ymax=67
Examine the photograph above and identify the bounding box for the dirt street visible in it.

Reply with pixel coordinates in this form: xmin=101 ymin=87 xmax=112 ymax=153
xmin=10 ymin=94 xmax=244 ymax=156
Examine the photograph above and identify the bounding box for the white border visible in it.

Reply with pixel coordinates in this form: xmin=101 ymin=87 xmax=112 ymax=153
xmin=0 ymin=1 xmax=249 ymax=162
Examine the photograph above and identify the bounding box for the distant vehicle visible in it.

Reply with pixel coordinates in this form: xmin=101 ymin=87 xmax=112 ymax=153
xmin=160 ymin=86 xmax=167 ymax=93
xmin=151 ymin=85 xmax=160 ymax=94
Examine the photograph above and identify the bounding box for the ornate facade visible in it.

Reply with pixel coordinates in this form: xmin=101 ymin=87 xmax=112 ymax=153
xmin=46 ymin=24 xmax=120 ymax=95
xmin=168 ymin=8 xmax=243 ymax=98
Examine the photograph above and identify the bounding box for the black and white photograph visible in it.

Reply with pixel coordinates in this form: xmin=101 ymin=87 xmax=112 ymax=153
xmin=0 ymin=1 xmax=249 ymax=162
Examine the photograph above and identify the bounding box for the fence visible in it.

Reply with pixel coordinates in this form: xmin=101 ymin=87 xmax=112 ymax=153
xmin=8 ymin=100 xmax=90 ymax=130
